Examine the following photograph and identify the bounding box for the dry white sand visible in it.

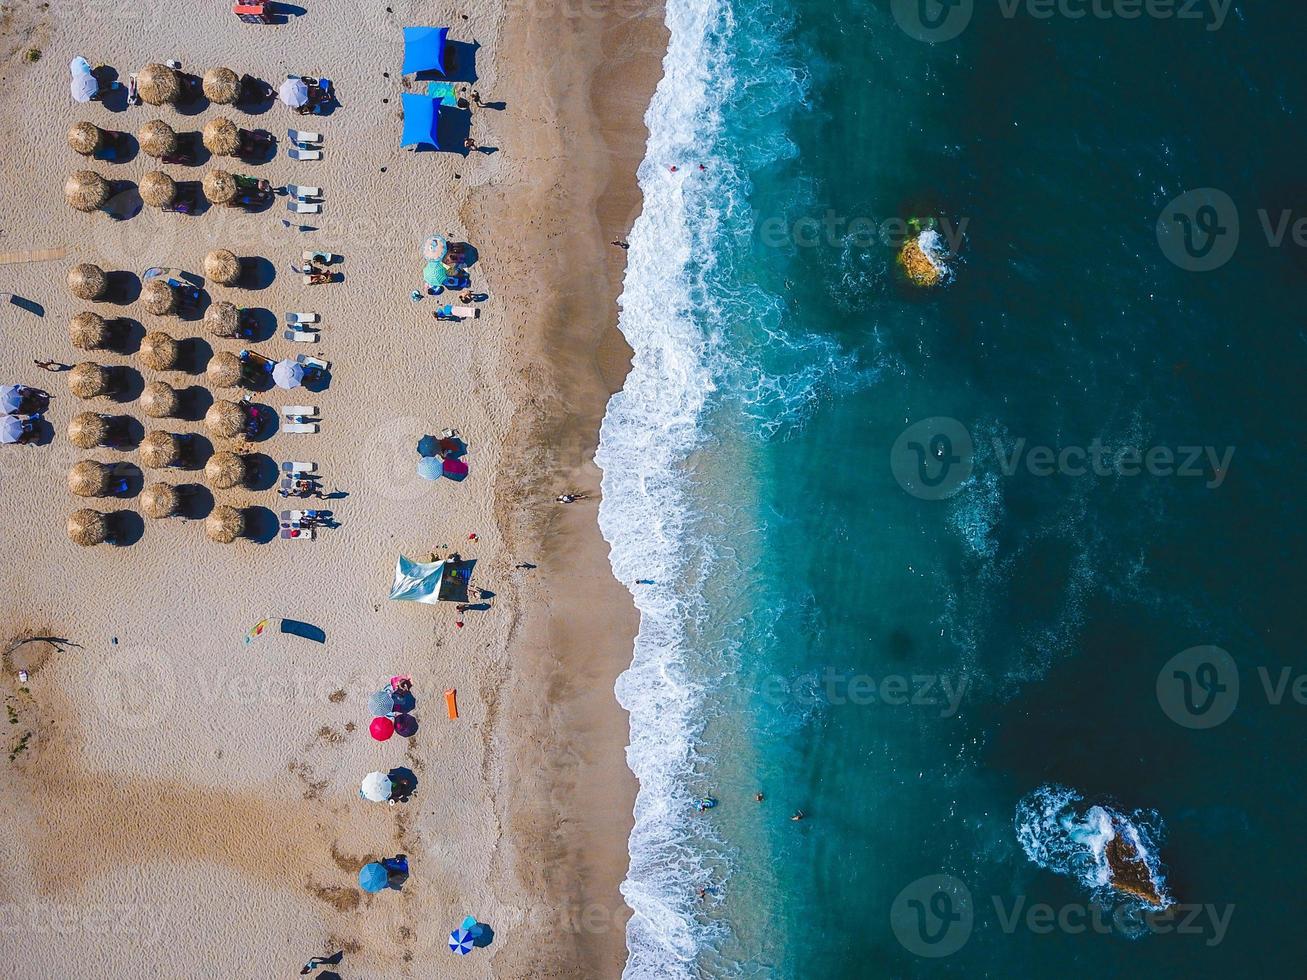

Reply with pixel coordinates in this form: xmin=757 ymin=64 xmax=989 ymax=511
xmin=0 ymin=0 xmax=664 ymax=976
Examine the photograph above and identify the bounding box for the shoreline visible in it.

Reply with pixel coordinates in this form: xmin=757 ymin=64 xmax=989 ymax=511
xmin=473 ymin=0 xmax=668 ymax=975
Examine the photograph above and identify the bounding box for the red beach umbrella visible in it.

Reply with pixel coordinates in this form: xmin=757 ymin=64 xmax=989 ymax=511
xmin=369 ymin=716 xmax=395 ymax=741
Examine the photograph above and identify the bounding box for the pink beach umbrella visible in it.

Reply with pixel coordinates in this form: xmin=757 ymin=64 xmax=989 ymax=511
xmin=442 ymin=457 xmax=469 ymax=480
xmin=369 ymin=716 xmax=395 ymax=741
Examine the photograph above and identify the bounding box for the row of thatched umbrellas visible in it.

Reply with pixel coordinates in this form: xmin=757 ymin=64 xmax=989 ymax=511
xmin=65 ymin=166 xmax=248 ymax=212
xmin=69 ymin=503 xmax=247 ymax=546
xmin=70 ymin=116 xmax=246 ymax=159
xmin=64 ymin=367 xmax=253 ymax=438
xmin=130 ymin=64 xmax=244 ymax=108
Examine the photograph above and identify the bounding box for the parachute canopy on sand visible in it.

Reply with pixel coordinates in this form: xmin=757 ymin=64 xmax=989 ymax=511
xmin=402 ymin=27 xmax=449 ymax=75
xmin=388 ymin=555 xmax=449 ymax=604
xmin=400 ymin=93 xmax=440 ymax=150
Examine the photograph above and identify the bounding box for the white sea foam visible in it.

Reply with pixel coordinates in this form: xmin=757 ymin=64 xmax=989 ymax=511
xmin=596 ymin=0 xmax=733 ymax=975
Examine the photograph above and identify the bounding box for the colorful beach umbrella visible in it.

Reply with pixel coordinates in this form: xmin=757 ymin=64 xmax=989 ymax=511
xmin=417 ymin=434 xmax=440 ymax=457
xmin=417 ymin=456 xmax=442 ymax=481
xmin=449 ymin=929 xmax=475 ymax=955
xmin=0 ymin=385 xmax=23 ymax=413
xmin=0 ymin=416 xmax=25 ymax=444
xmin=367 ymin=689 xmax=394 ymax=716
xmin=361 ymin=771 xmax=392 ymax=803
xmin=391 ymin=689 xmax=416 ymax=713
xmin=423 ymin=235 xmax=448 ymax=261
xmin=272 ymin=359 xmax=304 ymax=389
xmin=369 ymin=716 xmax=395 ymax=741
xmin=421 ymin=260 xmax=447 ymax=288
xmin=443 ymin=457 xmax=469 ymax=480
xmin=394 ymin=713 xmax=418 ymax=738
xmin=279 ymin=77 xmax=309 ymax=108
xmin=358 ymin=862 xmax=388 ymax=893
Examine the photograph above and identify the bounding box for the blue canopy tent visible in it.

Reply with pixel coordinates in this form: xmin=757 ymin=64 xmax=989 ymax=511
xmin=400 ymin=93 xmax=440 ymax=150
xmin=402 ymin=27 xmax=449 ymax=74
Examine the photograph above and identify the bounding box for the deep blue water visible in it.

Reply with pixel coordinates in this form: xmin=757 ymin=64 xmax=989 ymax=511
xmin=599 ymin=1 xmax=1307 ymax=976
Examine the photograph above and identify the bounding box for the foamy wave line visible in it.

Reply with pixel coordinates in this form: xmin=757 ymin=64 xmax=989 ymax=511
xmin=596 ymin=0 xmax=734 ymax=975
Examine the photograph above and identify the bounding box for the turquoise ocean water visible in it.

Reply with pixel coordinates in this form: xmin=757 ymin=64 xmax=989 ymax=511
xmin=597 ymin=1 xmax=1307 ymax=976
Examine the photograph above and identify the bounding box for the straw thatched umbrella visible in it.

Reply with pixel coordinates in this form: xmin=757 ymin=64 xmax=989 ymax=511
xmin=68 ymin=263 xmax=108 ymax=301
xmin=139 ymin=119 xmax=178 ymax=159
xmin=206 ymin=505 xmax=245 ymax=543
xmin=206 ymin=350 xmax=243 ymax=387
xmin=203 ymin=67 xmax=242 ymax=105
xmin=139 ymin=331 xmax=180 ymax=371
xmin=139 ymin=170 xmax=177 ymax=209
xmin=68 ymin=508 xmax=108 ymax=546
xmin=69 ymin=362 xmax=111 ymax=399
xmin=202 ymin=116 xmax=241 ymax=156
xmin=140 ymin=380 xmax=180 ymax=418
xmin=204 ymin=249 xmax=241 ymax=286
xmin=205 ymin=300 xmax=241 ymax=339
xmin=140 ymin=431 xmax=182 ymax=468
xmin=142 ymin=279 xmax=176 ymax=316
xmin=69 ymin=311 xmax=112 ymax=351
xmin=140 ymin=483 xmax=180 ymax=519
xmin=65 ymin=170 xmax=109 ymax=212
xmin=68 ymin=412 xmax=110 ymax=449
xmin=68 ymin=460 xmax=111 ymax=498
xmin=205 ymin=450 xmax=247 ymax=489
xmin=202 ymin=169 xmax=237 ymax=205
xmin=205 ymin=399 xmax=247 ymax=439
xmin=138 ymin=64 xmax=181 ymax=106
xmin=68 ymin=121 xmax=104 ymax=156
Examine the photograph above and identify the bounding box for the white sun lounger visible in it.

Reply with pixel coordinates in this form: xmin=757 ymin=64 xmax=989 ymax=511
xmin=281 ymin=509 xmax=307 ymax=522
xmin=451 ymin=305 xmax=479 ymax=319
xmin=284 ymin=329 xmax=318 ymax=342
xmin=285 ymin=311 xmax=320 ymax=325
xmin=281 ymin=526 xmax=315 ymax=540
xmin=288 ymin=129 xmax=322 ymax=146
xmin=288 ymin=147 xmax=322 ymax=162
xmin=296 ymin=354 xmax=330 ymax=371
xmin=282 ymin=422 xmax=319 ymax=434
xmin=287 ymin=185 xmax=322 ymax=201
xmin=287 ymin=201 xmax=321 ymax=214
xmin=282 ymin=405 xmax=318 ymax=419
xmin=282 ymin=460 xmax=317 ymax=474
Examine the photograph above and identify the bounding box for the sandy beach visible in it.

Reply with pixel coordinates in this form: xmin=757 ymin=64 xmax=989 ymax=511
xmin=0 ymin=1 xmax=664 ymax=976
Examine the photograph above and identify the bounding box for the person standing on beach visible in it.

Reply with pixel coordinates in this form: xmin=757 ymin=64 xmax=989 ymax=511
xmin=300 ymin=950 xmax=343 ymax=973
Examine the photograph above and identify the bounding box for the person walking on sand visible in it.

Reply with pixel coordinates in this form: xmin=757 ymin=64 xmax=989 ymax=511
xmin=611 ymin=240 xmax=630 ymax=250
xmin=470 ymin=89 xmax=483 ymax=107
xmin=301 ymin=950 xmax=343 ymax=973
xmin=33 ymin=359 xmax=70 ymax=372
xmin=464 ymin=137 xmax=479 ymax=151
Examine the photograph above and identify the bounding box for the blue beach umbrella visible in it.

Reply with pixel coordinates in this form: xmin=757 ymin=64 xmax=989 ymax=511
xmin=367 ymin=688 xmax=394 ymax=716
xmin=417 ymin=434 xmax=440 ymax=457
xmin=417 ymin=456 xmax=442 ymax=481
xmin=358 ymin=862 xmax=388 ymax=893
xmin=449 ymin=928 xmax=475 ymax=955
xmin=0 ymin=385 xmax=23 ymax=413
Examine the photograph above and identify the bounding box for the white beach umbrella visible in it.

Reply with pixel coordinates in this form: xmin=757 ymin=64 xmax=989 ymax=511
xmin=272 ymin=359 xmax=304 ymax=389
xmin=0 ymin=385 xmax=23 ymax=413
xmin=360 ymin=771 xmax=392 ymax=803
xmin=0 ymin=416 xmax=25 ymax=444
xmin=422 ymin=235 xmax=448 ymax=261
xmin=278 ymin=77 xmax=309 ymax=108
xmin=70 ymin=57 xmax=98 ymax=103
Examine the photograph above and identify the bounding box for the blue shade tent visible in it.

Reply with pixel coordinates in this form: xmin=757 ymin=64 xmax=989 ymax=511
xmin=400 ymin=93 xmax=440 ymax=150
xmin=402 ymin=27 xmax=450 ymax=74
xmin=389 ymin=555 xmax=447 ymax=604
